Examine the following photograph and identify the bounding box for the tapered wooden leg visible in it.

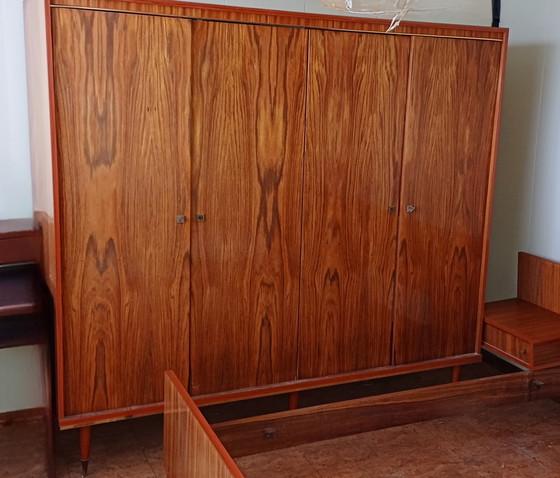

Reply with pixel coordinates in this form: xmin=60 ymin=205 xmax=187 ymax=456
xmin=289 ymin=391 xmax=299 ymax=410
xmin=452 ymin=365 xmax=461 ymax=383
xmin=80 ymin=426 xmax=92 ymax=477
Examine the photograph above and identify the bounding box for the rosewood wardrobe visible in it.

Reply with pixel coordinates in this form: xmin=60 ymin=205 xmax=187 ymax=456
xmin=25 ymin=0 xmax=508 ymax=471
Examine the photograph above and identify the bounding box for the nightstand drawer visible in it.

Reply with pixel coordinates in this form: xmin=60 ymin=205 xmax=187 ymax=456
xmin=483 ymin=324 xmax=531 ymax=366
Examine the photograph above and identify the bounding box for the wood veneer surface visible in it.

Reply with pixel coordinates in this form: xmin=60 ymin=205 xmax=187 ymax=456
xmin=299 ymin=30 xmax=409 ymax=378
xmin=53 ymin=9 xmax=191 ymax=416
xmin=485 ymin=299 xmax=560 ymax=344
xmin=534 ymin=341 xmax=560 ymax=368
xmin=0 ymin=219 xmax=42 ymax=265
xmin=214 ymin=371 xmax=532 ymax=458
xmin=190 ymin=21 xmax=306 ymax=395
xmin=164 ymin=373 xmax=243 ymax=478
xmin=518 ymin=252 xmax=560 ymax=315
xmin=42 ymin=0 xmax=509 ymax=425
xmin=394 ymin=37 xmax=502 ymax=364
xmin=483 ymin=325 xmax=531 ymax=367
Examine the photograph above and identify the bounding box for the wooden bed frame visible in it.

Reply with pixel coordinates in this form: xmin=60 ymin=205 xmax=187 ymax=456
xmin=484 ymin=252 xmax=560 ymax=370
xmin=164 ymin=367 xmax=560 ymax=477
xmin=164 ymin=251 xmax=560 ymax=476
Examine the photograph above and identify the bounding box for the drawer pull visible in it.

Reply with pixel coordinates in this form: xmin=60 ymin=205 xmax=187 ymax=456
xmin=520 ymin=349 xmax=527 ymax=355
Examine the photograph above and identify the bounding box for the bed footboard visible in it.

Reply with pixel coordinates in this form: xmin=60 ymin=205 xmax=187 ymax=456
xmin=164 ymin=371 xmax=244 ymax=478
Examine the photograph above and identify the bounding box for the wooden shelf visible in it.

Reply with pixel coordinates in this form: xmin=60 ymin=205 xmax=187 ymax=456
xmin=0 ymin=219 xmax=42 ymax=265
xmin=0 ymin=266 xmax=42 ymax=318
xmin=0 ymin=265 xmax=48 ymax=349
xmin=0 ymin=223 xmax=48 ymax=348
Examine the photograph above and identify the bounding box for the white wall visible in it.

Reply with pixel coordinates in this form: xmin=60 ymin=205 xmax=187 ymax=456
xmin=485 ymin=1 xmax=549 ymax=300
xmin=185 ymin=0 xmax=492 ymax=25
xmin=0 ymin=347 xmax=45 ymax=414
xmin=486 ymin=0 xmax=560 ymax=300
xmin=0 ymin=0 xmax=44 ymax=415
xmin=526 ymin=1 xmax=560 ymax=263
xmin=0 ymin=0 xmax=32 ymax=219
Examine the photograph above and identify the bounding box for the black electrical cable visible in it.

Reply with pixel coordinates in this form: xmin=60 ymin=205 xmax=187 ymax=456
xmin=492 ymin=0 xmax=501 ymax=27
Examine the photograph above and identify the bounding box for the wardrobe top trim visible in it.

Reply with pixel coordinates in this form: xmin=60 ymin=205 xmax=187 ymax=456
xmin=50 ymin=0 xmax=508 ymax=42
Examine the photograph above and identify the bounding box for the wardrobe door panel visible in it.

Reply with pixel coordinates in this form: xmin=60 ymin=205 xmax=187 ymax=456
xmin=299 ymin=31 xmax=410 ymax=378
xmin=394 ymin=37 xmax=502 ymax=365
xmin=190 ymin=21 xmax=307 ymax=395
xmin=53 ymin=9 xmax=191 ymax=415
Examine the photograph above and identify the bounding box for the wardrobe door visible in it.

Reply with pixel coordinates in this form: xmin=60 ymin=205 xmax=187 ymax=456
xmin=393 ymin=37 xmax=502 ymax=365
xmin=190 ymin=21 xmax=307 ymax=395
xmin=299 ymin=30 xmax=410 ymax=378
xmin=53 ymin=10 xmax=191 ymax=415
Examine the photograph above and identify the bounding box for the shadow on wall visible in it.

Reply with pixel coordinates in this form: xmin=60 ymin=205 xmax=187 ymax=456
xmin=487 ymin=44 xmax=546 ymax=302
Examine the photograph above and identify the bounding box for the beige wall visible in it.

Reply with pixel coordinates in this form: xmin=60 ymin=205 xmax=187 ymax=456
xmin=486 ymin=0 xmax=560 ymax=301
xmin=0 ymin=0 xmax=32 ymax=219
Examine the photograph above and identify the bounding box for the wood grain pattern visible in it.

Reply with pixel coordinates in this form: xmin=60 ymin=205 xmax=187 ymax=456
xmin=529 ymin=367 xmax=560 ymax=403
xmin=34 ymin=211 xmax=56 ymax=293
xmin=0 ymin=226 xmax=42 ymax=265
xmin=474 ymin=28 xmax=509 ymax=353
xmin=484 ymin=299 xmax=560 ymax=370
xmin=52 ymin=9 xmax=191 ymax=416
xmin=534 ymin=341 xmax=560 ymax=368
xmin=193 ymin=354 xmax=480 ymax=407
xmin=394 ymin=37 xmax=502 ymax=365
xmin=518 ymin=252 xmax=560 ymax=314
xmin=50 ymin=0 xmax=508 ymax=41
xmin=299 ymin=30 xmax=409 ymax=378
xmin=213 ymin=371 xmax=532 ymax=457
xmin=43 ymin=0 xmax=67 ymax=423
xmin=485 ymin=299 xmax=560 ymax=344
xmin=164 ymin=372 xmax=244 ymax=478
xmin=484 ymin=324 xmax=531 ymax=367
xmin=189 ymin=21 xmax=306 ymax=396
xmin=42 ymin=0 xmax=509 ymax=426
xmin=59 ymin=403 xmax=163 ymax=429
xmin=484 ymin=254 xmax=560 ymax=372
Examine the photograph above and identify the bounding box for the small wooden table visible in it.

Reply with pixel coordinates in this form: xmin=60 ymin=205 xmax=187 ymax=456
xmin=484 ymin=299 xmax=560 ymax=370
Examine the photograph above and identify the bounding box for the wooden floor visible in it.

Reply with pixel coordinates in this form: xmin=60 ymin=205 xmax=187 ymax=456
xmin=1 ymin=398 xmax=560 ymax=477
xmin=0 ymin=418 xmax=49 ymax=477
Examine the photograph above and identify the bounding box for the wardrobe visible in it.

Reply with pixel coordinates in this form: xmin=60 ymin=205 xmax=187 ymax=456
xmin=27 ymin=0 xmax=508 ymax=445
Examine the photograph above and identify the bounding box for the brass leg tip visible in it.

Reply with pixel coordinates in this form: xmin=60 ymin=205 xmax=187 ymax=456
xmin=80 ymin=459 xmax=89 ymax=477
